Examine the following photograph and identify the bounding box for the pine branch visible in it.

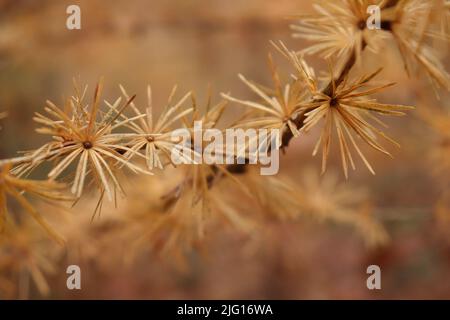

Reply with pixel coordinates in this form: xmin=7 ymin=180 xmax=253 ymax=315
xmin=162 ymin=45 xmax=364 ymax=206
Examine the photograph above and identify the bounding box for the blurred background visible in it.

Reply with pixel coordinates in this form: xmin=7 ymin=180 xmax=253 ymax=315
xmin=0 ymin=0 xmax=449 ymax=299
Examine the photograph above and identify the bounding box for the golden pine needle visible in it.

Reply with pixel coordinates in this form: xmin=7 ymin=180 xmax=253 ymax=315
xmin=0 ymin=164 xmax=71 ymax=244
xmin=115 ymin=84 xmax=194 ymax=170
xmin=275 ymin=42 xmax=414 ymax=178
xmin=17 ymin=80 xmax=151 ymax=204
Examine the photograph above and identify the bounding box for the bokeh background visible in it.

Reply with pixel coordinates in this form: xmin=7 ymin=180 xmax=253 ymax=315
xmin=0 ymin=0 xmax=449 ymax=299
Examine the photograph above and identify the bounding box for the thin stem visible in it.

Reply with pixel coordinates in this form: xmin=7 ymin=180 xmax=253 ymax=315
xmin=0 ymin=156 xmax=36 ymax=167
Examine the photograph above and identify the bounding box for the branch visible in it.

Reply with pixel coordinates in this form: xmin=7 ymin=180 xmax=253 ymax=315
xmin=162 ymin=45 xmax=364 ymax=206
